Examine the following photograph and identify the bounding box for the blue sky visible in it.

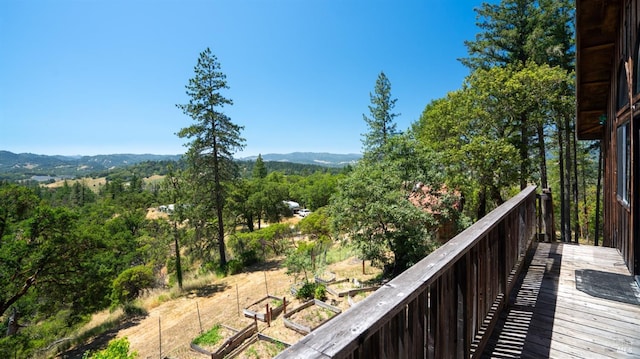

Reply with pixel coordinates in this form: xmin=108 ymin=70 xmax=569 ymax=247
xmin=1 ymin=0 xmax=489 ymax=157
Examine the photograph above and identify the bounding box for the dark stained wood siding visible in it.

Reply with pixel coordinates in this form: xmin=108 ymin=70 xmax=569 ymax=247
xmin=579 ymin=0 xmax=637 ymax=276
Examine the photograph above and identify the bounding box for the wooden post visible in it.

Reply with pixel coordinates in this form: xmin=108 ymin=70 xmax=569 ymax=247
xmin=283 ymin=297 xmax=287 ymax=314
xmin=266 ymin=303 xmax=271 ymax=327
xmin=362 ymin=260 xmax=365 ymax=275
xmin=264 ymin=271 xmax=268 ymax=295
xmin=197 ymin=302 xmax=203 ymax=334
xmin=158 ymin=317 xmax=162 ymax=359
xmin=236 ymin=284 xmax=240 ymax=317
xmin=541 ymin=188 xmax=555 ymax=242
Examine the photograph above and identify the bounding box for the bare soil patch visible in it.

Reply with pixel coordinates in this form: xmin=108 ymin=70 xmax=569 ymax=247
xmin=62 ymin=255 xmax=381 ymax=359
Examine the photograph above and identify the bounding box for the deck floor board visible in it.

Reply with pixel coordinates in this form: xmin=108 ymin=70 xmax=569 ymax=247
xmin=482 ymin=242 xmax=640 ymax=359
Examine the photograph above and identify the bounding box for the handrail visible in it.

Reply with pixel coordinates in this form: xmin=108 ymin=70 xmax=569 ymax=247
xmin=277 ymin=185 xmax=538 ymax=358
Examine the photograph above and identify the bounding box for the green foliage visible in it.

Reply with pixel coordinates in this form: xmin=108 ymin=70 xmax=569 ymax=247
xmin=82 ymin=337 xmax=138 ymax=359
xmin=177 ymin=47 xmax=246 ymax=268
xmin=253 ymin=154 xmax=268 ymax=179
xmin=330 ymin=152 xmax=442 ymax=275
xmin=285 ymin=243 xmax=315 ymax=282
xmin=193 ymin=324 xmax=223 ymax=346
xmin=295 ymin=281 xmax=323 ymax=301
xmin=111 ymin=266 xmax=154 ymax=305
xmin=314 ymin=284 xmax=327 ymax=300
xmin=362 ymin=71 xmax=399 ymax=160
xmin=226 ymin=259 xmax=244 ymax=275
xmin=460 ymin=0 xmax=574 ymax=71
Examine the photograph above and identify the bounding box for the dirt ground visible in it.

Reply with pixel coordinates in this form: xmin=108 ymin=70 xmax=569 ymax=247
xmin=65 ymin=256 xmax=381 ymax=359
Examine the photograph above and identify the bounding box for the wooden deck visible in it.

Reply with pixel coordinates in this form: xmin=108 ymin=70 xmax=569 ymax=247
xmin=482 ymin=242 xmax=640 ymax=359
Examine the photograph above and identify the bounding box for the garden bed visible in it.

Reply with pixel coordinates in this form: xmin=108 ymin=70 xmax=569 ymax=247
xmin=191 ymin=321 xmax=257 ymax=359
xmin=243 ymin=295 xmax=286 ymax=322
xmin=346 ymin=286 xmax=380 ymax=306
xmin=314 ymin=271 xmax=336 ymax=284
xmin=326 ymin=278 xmax=364 ymax=297
xmin=283 ymin=299 xmax=341 ymax=335
xmin=228 ymin=333 xmax=291 ymax=358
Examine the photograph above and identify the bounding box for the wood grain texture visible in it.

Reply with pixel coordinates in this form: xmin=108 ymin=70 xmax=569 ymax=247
xmin=277 ymin=186 xmax=537 ymax=358
xmin=483 ymin=242 xmax=640 ymax=359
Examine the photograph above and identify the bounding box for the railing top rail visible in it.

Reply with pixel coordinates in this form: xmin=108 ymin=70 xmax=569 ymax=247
xmin=279 ymin=185 xmax=537 ymax=358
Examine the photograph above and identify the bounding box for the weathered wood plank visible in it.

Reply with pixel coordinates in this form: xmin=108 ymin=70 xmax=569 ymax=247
xmin=277 ymin=186 xmax=537 ymax=358
xmin=483 ymin=242 xmax=640 ymax=359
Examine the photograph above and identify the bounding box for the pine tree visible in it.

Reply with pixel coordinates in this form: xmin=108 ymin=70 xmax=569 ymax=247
xmin=177 ymin=48 xmax=245 ymax=268
xmin=253 ymin=154 xmax=267 ymax=179
xmin=362 ymin=71 xmax=399 ymax=159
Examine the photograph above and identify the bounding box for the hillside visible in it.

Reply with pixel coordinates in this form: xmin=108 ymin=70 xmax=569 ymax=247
xmin=0 ymin=151 xmax=182 ymax=181
xmin=238 ymin=152 xmax=361 ymax=168
xmin=0 ymin=151 xmax=360 ymax=181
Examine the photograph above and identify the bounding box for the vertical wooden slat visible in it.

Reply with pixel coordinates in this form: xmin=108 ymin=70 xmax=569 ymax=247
xmin=427 ymin=284 xmax=436 ymax=359
xmin=277 ymin=187 xmax=537 ymax=359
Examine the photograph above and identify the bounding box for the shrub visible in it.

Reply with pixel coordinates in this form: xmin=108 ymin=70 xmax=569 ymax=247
xmin=295 ymin=281 xmax=314 ymax=300
xmin=193 ymin=324 xmax=223 ymax=346
xmin=314 ymin=284 xmax=327 ymax=300
xmin=240 ymin=249 xmax=260 ymax=266
xmin=226 ymin=259 xmax=243 ymax=275
xmin=111 ymin=266 xmax=154 ymax=305
xmin=82 ymin=337 xmax=137 ymax=359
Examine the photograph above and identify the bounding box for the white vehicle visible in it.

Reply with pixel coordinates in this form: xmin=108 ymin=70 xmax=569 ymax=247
xmin=298 ymin=209 xmax=311 ymax=217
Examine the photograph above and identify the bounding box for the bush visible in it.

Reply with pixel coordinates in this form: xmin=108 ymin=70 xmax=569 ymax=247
xmin=123 ymin=302 xmax=148 ymax=318
xmin=240 ymin=249 xmax=260 ymax=266
xmin=314 ymin=284 xmax=327 ymax=300
xmin=226 ymin=259 xmax=243 ymax=275
xmin=111 ymin=266 xmax=154 ymax=305
xmin=193 ymin=324 xmax=223 ymax=346
xmin=82 ymin=337 xmax=138 ymax=359
xmin=296 ymin=281 xmax=327 ymax=301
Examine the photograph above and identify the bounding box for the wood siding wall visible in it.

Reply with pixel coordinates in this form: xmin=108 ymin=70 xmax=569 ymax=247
xmin=277 ymin=186 xmax=537 ymax=359
xmin=603 ymin=0 xmax=636 ymax=275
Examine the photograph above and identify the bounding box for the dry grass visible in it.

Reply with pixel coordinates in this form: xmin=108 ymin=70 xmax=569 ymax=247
xmin=64 ymin=255 xmax=382 ymax=359
xmin=45 ymin=177 xmax=106 ymax=192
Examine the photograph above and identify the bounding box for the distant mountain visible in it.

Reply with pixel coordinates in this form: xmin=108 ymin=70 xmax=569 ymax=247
xmin=0 ymin=151 xmax=183 ymax=180
xmin=238 ymin=152 xmax=361 ymax=167
xmin=0 ymin=151 xmax=360 ymax=181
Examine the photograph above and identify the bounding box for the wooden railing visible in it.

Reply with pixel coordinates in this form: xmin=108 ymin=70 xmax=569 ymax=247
xmin=277 ymin=185 xmax=537 ymax=359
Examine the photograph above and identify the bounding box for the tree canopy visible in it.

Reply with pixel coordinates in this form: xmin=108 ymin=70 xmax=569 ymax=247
xmin=177 ymin=48 xmax=246 ymax=268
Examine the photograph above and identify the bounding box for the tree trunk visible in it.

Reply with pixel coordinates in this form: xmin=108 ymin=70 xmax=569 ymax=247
xmin=537 ymin=123 xmax=548 ymax=189
xmin=7 ymin=307 xmax=20 ymax=336
xmin=581 ymin=147 xmax=590 ymax=241
xmin=520 ymin=114 xmax=529 ymax=190
xmin=173 ymin=221 xmax=183 ymax=290
xmin=477 ymin=185 xmax=487 ymax=219
xmin=595 ymin=140 xmax=603 ymax=246
xmin=563 ymin=115 xmax=573 ymax=243
xmin=558 ymin=122 xmax=568 ymax=242
xmin=572 ymin=123 xmax=580 ymax=243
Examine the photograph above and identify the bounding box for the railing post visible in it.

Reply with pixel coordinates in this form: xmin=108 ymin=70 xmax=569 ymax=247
xmin=540 ymin=188 xmax=556 ymax=242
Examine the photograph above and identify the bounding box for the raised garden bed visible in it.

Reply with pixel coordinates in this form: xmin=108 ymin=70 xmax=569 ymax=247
xmin=228 ymin=333 xmax=291 ymax=359
xmin=283 ymin=299 xmax=341 ymax=335
xmin=191 ymin=321 xmax=257 ymax=359
xmin=314 ymin=271 xmax=336 ymax=284
xmin=326 ymin=278 xmax=364 ymax=297
xmin=243 ymin=295 xmax=286 ymax=322
xmin=346 ymin=286 xmax=380 ymax=306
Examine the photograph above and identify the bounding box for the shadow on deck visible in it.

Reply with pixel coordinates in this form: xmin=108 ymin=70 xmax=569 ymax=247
xmin=482 ymin=242 xmax=640 ymax=359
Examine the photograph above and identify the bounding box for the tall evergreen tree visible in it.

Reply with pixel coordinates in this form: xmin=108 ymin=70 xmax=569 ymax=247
xmin=460 ymin=0 xmax=577 ymax=241
xmin=253 ymin=154 xmax=267 ymax=179
xmin=362 ymin=71 xmax=399 ymax=159
xmin=177 ymin=48 xmax=245 ymax=268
